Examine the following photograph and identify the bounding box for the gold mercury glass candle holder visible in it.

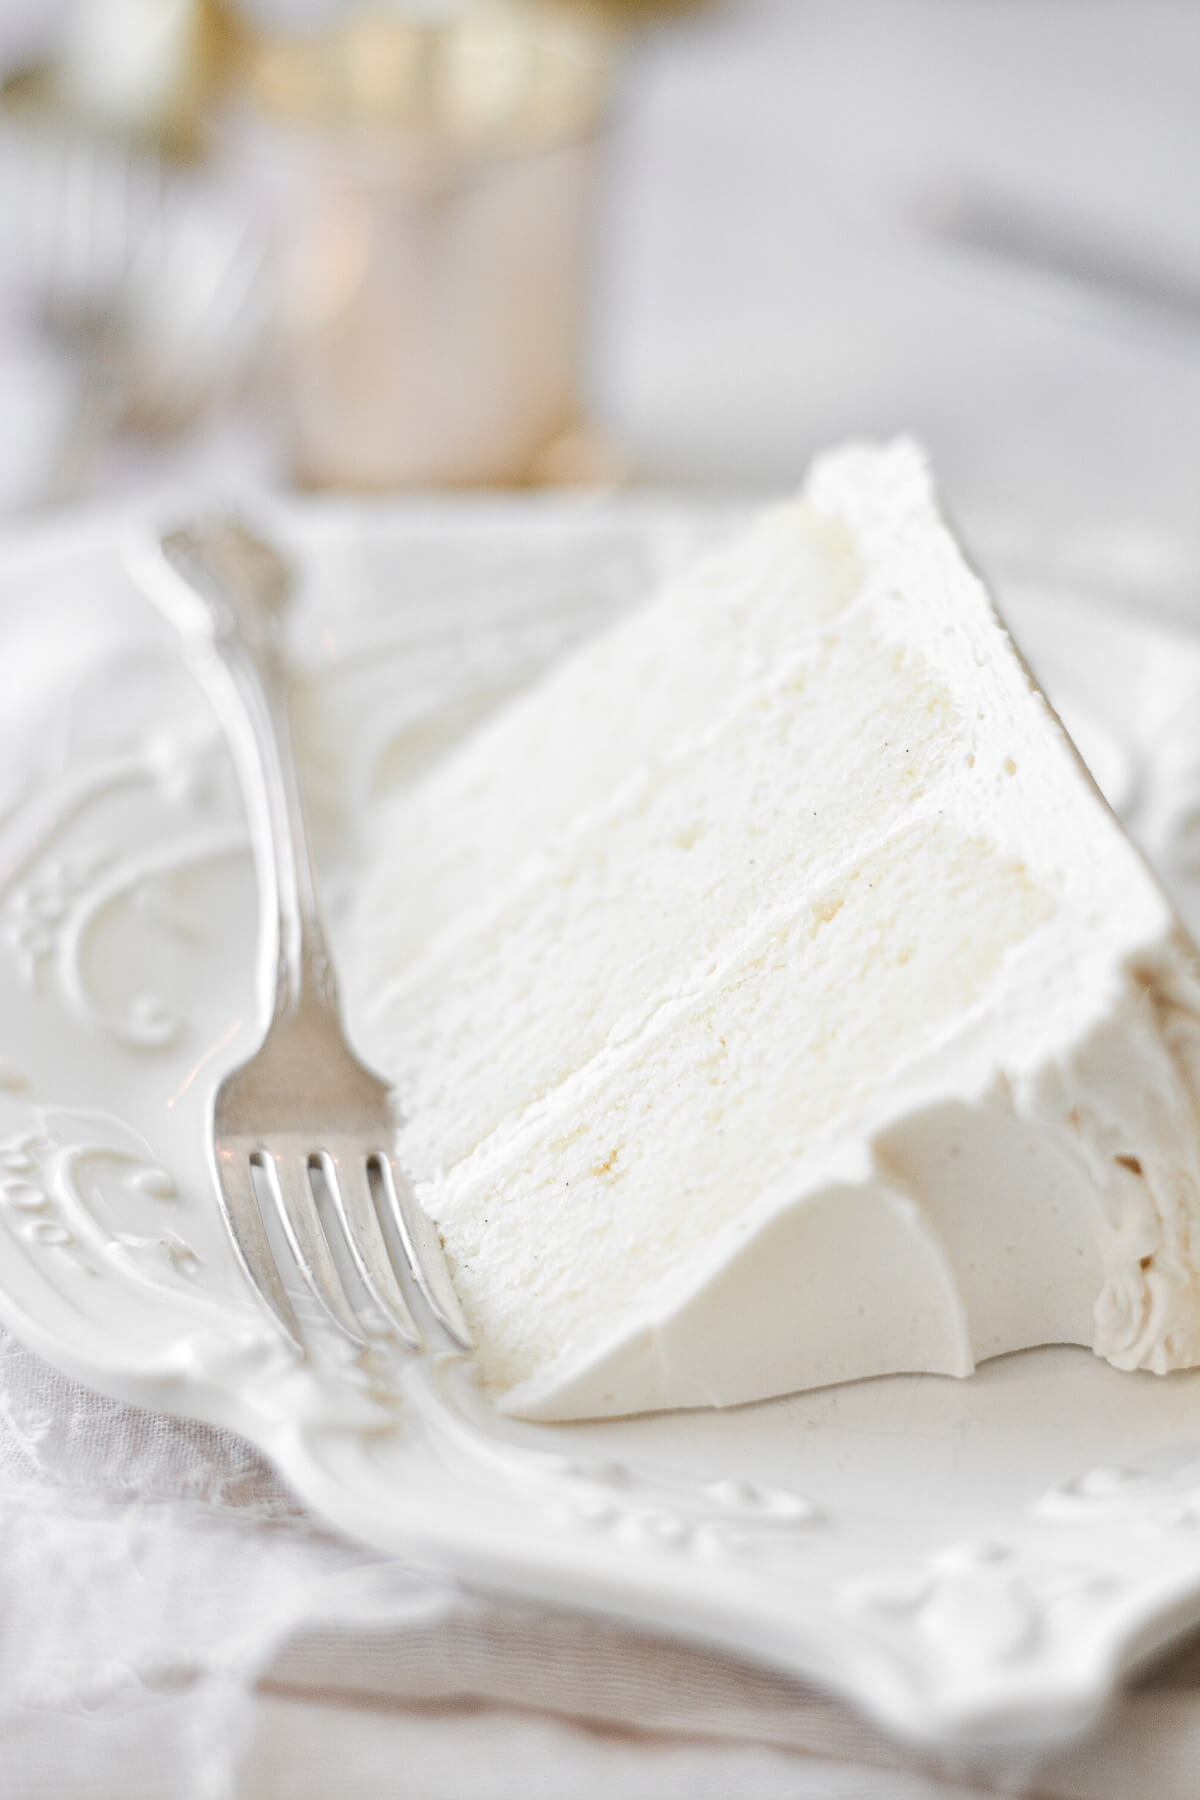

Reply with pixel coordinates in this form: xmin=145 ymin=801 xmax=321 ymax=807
xmin=221 ymin=3 xmax=613 ymax=491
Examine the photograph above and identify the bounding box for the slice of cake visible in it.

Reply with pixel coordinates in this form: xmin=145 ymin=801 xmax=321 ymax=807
xmin=352 ymin=441 xmax=1200 ymax=1420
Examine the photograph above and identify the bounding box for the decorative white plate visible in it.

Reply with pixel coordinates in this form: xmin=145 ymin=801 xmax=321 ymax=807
xmin=3 ymin=497 xmax=1200 ymax=1756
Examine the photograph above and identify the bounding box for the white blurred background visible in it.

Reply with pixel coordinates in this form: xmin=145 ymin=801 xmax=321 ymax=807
xmin=0 ymin=0 xmax=1195 ymax=586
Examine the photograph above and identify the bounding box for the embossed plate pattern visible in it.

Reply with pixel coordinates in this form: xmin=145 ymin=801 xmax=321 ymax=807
xmin=2 ymin=500 xmax=1200 ymax=1753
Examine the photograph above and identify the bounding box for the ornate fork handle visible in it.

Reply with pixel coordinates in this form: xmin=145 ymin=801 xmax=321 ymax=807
xmin=130 ymin=518 xmax=335 ymax=1025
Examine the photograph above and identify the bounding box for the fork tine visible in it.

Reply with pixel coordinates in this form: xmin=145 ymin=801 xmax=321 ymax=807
xmin=261 ymin=1154 xmax=367 ymax=1348
xmin=213 ymin=1144 xmax=303 ymax=1352
xmin=321 ymin=1153 xmax=420 ymax=1350
xmin=377 ymin=1155 xmax=472 ymax=1351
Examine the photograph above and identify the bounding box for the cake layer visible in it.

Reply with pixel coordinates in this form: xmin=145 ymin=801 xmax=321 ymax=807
xmin=435 ymin=817 xmax=1050 ymax=1394
xmin=355 ymin=504 xmax=858 ymax=975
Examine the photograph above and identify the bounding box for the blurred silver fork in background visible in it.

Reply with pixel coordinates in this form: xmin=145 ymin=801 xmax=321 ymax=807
xmin=0 ymin=120 xmax=270 ymax=502
xmin=127 ymin=517 xmax=471 ymax=1357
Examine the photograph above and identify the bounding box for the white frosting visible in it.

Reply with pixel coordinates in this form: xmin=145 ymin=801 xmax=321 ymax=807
xmin=354 ymin=440 xmax=1200 ymax=1420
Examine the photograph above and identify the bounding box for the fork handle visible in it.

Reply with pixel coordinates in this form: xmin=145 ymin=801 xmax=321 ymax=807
xmin=129 ymin=519 xmax=337 ymax=1026
xmin=218 ymin=629 xmax=338 ymax=1024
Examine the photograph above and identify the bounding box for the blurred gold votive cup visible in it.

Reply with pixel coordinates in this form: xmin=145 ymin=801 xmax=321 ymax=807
xmin=228 ymin=3 xmax=612 ymax=490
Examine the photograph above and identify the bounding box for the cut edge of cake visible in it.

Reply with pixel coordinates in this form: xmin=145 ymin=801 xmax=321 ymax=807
xmin=356 ymin=439 xmax=1200 ymax=1421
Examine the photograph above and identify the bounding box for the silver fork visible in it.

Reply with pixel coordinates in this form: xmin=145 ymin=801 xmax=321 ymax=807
xmin=127 ymin=518 xmax=470 ymax=1357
